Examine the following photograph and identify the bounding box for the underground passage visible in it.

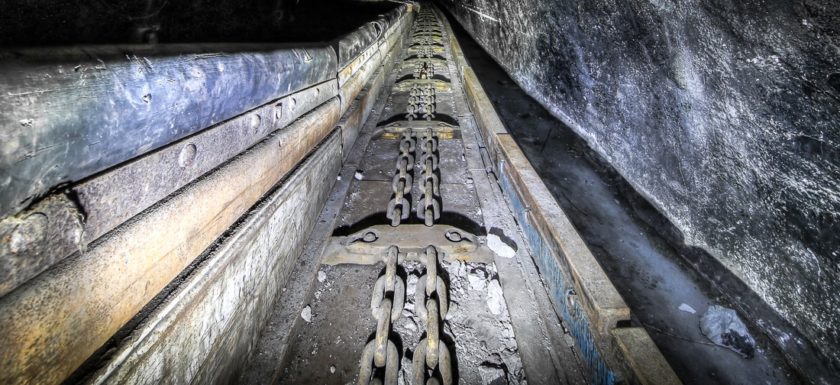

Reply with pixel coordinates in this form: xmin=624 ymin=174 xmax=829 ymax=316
xmin=0 ymin=1 xmax=838 ymax=384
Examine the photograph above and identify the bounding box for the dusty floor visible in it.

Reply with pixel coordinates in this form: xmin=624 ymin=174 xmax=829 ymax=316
xmin=443 ymin=10 xmax=802 ymax=385
xmin=278 ymin=260 xmax=525 ymax=385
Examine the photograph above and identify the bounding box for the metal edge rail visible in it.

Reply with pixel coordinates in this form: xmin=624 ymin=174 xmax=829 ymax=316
xmin=0 ymin=5 xmax=415 ymax=385
xmin=439 ymin=8 xmax=683 ymax=385
xmin=0 ymin=3 xmax=413 ymax=299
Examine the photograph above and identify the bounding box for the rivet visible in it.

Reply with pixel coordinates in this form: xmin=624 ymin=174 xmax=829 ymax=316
xmin=178 ymin=143 xmax=197 ymax=168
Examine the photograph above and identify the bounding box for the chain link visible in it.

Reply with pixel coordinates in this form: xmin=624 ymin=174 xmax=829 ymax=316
xmin=387 ymin=132 xmax=415 ymax=226
xmin=412 ymin=245 xmax=453 ymax=385
xmin=362 ymin=9 xmax=454 ymax=385
xmin=416 ymin=129 xmax=440 ymax=226
xmin=358 ymin=246 xmax=405 ymax=385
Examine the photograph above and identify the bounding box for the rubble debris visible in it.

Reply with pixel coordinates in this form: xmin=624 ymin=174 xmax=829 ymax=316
xmin=486 ymin=279 xmax=506 ymax=316
xmin=700 ymin=305 xmax=756 ymax=358
xmin=479 ymin=362 xmax=509 ymax=385
xmin=678 ymin=303 xmax=696 ymax=314
xmin=487 ymin=233 xmax=515 ymax=259
xmin=301 ymin=305 xmax=312 ymax=323
xmin=469 ymin=265 xmax=489 ymax=291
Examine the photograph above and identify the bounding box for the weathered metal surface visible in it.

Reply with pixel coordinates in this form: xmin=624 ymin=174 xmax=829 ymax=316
xmin=611 ymin=328 xmax=681 ymax=385
xmin=340 ymin=48 xmax=385 ymax=114
xmin=76 ymin=89 xmax=338 ymax=244
xmin=496 ymin=133 xmax=631 ymax=337
xmin=338 ymin=9 xmax=411 ymax=115
xmin=322 ymin=224 xmax=493 ymax=265
xmin=339 ymin=62 xmax=388 ymax=158
xmin=412 ymin=248 xmax=454 ymax=385
xmin=391 ymin=77 xmax=451 ymax=93
xmin=87 ymin=132 xmax=342 ymax=385
xmin=338 ymin=3 xmax=410 ymax=86
xmin=357 ymin=245 xmax=403 ymax=385
xmin=0 ymin=44 xmax=337 ymax=218
xmin=496 ymin=135 xmax=620 ymax=385
xmin=461 ymin=66 xmax=505 ymax=163
xmin=0 ymin=98 xmax=340 ymax=385
xmin=0 ymin=85 xmax=337 ymax=300
xmin=0 ymin=194 xmax=83 ymax=298
xmin=333 ymin=22 xmax=381 ymax=71
xmin=338 ymin=27 xmax=402 ymax=161
xmin=446 ymin=11 xmax=679 ymax=381
xmin=338 ymin=37 xmax=382 ymax=86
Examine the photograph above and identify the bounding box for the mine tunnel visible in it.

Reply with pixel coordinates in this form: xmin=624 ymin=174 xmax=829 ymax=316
xmin=0 ymin=1 xmax=838 ymax=384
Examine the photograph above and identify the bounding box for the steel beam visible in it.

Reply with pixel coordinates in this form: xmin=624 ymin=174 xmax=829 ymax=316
xmin=0 ymin=98 xmax=340 ymax=385
xmin=87 ymin=133 xmax=342 ymax=385
xmin=0 ymin=44 xmax=337 ymax=218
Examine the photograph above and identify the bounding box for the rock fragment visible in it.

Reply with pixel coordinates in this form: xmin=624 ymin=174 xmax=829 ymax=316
xmin=700 ymin=305 xmax=756 ymax=358
xmin=301 ymin=305 xmax=312 ymax=323
xmin=487 ymin=233 xmax=515 ymax=259
xmin=486 ymin=279 xmax=506 ymax=315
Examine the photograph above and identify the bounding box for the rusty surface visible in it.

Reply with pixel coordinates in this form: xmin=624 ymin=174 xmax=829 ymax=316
xmin=0 ymin=194 xmax=84 ymax=298
xmin=0 ymin=96 xmax=341 ymax=385
xmin=77 ymin=89 xmax=339 ymax=244
xmin=611 ymin=328 xmax=682 ymax=385
xmin=322 ymin=224 xmax=493 ymax=265
xmin=88 ymin=133 xmax=343 ymax=385
xmin=0 ymin=44 xmax=337 ymax=218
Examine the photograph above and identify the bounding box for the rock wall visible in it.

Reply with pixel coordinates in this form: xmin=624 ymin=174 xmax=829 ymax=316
xmin=438 ymin=0 xmax=840 ymax=368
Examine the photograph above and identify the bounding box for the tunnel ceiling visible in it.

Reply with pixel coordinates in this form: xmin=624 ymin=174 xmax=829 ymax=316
xmin=438 ymin=0 xmax=840 ymax=372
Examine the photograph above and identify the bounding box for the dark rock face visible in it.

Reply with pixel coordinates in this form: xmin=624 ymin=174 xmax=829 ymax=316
xmin=439 ymin=0 xmax=840 ymax=368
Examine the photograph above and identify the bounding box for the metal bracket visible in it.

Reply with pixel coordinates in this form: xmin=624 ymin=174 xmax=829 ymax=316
xmin=321 ymin=224 xmax=493 ymax=265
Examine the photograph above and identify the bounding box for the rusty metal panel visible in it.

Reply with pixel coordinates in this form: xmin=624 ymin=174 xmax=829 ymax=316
xmin=0 ymin=99 xmax=340 ymax=385
xmin=0 ymin=44 xmax=337 ymax=218
xmin=0 ymin=195 xmax=83 ymax=298
xmin=339 ymin=44 xmax=393 ymax=160
xmin=611 ymin=328 xmax=682 ymax=385
xmin=87 ymin=133 xmax=342 ymax=385
xmin=334 ymin=3 xmax=409 ymax=82
xmin=338 ymin=39 xmax=382 ymax=86
xmin=76 ymin=92 xmax=339 ymax=244
xmin=0 ymin=89 xmax=338 ymax=300
xmin=340 ymin=51 xmax=385 ymax=114
xmin=333 ymin=23 xmax=380 ymax=70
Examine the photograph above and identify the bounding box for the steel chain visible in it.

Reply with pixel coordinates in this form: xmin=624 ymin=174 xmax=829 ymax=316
xmin=359 ymin=246 xmax=405 ymax=385
xmin=363 ymin=11 xmax=454 ymax=385
xmin=412 ymin=245 xmax=453 ymax=385
xmin=387 ymin=132 xmax=415 ymax=226
xmin=417 ymin=129 xmax=440 ymax=226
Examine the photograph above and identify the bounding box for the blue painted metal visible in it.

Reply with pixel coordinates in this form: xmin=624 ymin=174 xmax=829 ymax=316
xmin=497 ymin=160 xmax=617 ymax=385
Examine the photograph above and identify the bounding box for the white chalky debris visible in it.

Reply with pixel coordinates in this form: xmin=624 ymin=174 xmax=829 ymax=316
xmin=301 ymin=305 xmax=312 ymax=323
xmin=318 ymin=270 xmax=327 ymax=283
xmin=330 ymin=365 xmax=336 ymax=374
xmin=479 ymin=364 xmax=508 ymax=385
xmin=455 ymin=259 xmax=468 ymax=278
xmin=469 ymin=267 xmax=488 ymax=291
xmin=486 ymin=279 xmax=506 ymax=315
xmin=354 ymin=170 xmax=364 ymax=180
xmin=678 ymin=303 xmax=696 ymax=314
xmin=488 ymin=234 xmax=515 ymax=259
xmin=406 ymin=274 xmax=418 ymax=298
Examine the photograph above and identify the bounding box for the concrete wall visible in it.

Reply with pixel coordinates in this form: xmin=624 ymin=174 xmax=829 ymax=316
xmin=438 ymin=0 xmax=840 ymax=370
